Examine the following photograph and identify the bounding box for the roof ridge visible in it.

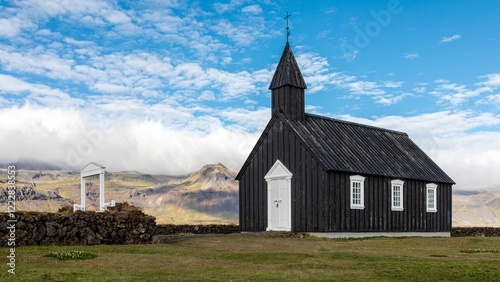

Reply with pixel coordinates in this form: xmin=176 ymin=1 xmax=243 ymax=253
xmin=304 ymin=113 xmax=408 ymax=136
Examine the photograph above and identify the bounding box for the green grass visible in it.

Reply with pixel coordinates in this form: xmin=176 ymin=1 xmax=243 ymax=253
xmin=2 ymin=236 xmax=500 ymax=281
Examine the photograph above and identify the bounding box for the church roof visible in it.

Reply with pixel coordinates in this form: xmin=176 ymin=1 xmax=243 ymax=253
xmin=236 ymin=111 xmax=455 ymax=184
xmin=269 ymin=42 xmax=307 ymax=90
xmin=287 ymin=113 xmax=455 ymax=184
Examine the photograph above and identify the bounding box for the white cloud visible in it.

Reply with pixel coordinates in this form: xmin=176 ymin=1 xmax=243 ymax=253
xmin=242 ymin=5 xmax=262 ymax=14
xmin=0 ymin=74 xmax=82 ymax=108
xmin=80 ymin=15 xmax=106 ymax=26
xmin=213 ymin=0 xmax=244 ymax=14
xmin=0 ymin=105 xmax=86 ymax=166
xmin=404 ymin=52 xmax=419 ymax=59
xmin=0 ymin=0 xmax=142 ymax=41
xmin=295 ymin=53 xmax=410 ymax=104
xmin=0 ymin=103 xmax=263 ymax=175
xmin=439 ymin=34 xmax=461 ymax=43
xmin=374 ymin=93 xmax=411 ymax=105
xmin=431 ymin=79 xmax=493 ymax=106
xmin=221 ymin=57 xmax=232 ymax=65
xmin=103 ymin=10 xmax=131 ymax=24
xmin=0 ymin=48 xmax=83 ymax=82
xmin=382 ymin=81 xmax=403 ymax=88
xmin=122 ymin=120 xmax=258 ymax=174
xmin=0 ymin=45 xmax=272 ymax=101
xmin=64 ymin=37 xmax=95 ymax=46
xmin=18 ymin=0 xmax=123 ymax=24
xmin=413 ymin=85 xmax=426 ymax=93
xmin=198 ymin=90 xmax=216 ymax=101
xmin=345 ymin=81 xmax=385 ymax=96
xmin=0 ymin=18 xmax=22 ymax=37
xmin=296 ymin=53 xmax=330 ymax=77
xmin=92 ymin=83 xmax=129 ymax=94
xmin=212 ymin=19 xmax=265 ymax=46
xmin=479 ymin=94 xmax=500 ymax=105
xmin=0 ymin=74 xmax=37 ymax=93
xmin=0 ymin=74 xmax=74 ymax=99
xmin=206 ymin=69 xmax=260 ymax=99
xmin=478 ymin=73 xmax=500 ymax=87
xmin=217 ymin=107 xmax=270 ymax=132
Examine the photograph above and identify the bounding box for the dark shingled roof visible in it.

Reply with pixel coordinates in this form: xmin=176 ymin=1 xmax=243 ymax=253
xmin=285 ymin=113 xmax=455 ymax=184
xmin=269 ymin=42 xmax=307 ymax=90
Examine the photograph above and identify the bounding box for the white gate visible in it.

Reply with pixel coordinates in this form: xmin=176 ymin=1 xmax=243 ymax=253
xmin=74 ymin=162 xmax=115 ymax=212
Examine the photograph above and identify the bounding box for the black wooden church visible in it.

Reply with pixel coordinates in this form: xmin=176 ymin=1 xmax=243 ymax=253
xmin=236 ymin=42 xmax=455 ymax=237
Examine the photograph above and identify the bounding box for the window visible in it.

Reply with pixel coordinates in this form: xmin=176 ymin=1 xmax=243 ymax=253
xmin=426 ymin=183 xmax=437 ymax=212
xmin=350 ymin=175 xmax=365 ymax=209
xmin=391 ymin=179 xmax=404 ymax=211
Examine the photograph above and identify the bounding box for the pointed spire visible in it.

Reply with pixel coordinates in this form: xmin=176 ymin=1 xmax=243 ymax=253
xmin=269 ymin=42 xmax=307 ymax=90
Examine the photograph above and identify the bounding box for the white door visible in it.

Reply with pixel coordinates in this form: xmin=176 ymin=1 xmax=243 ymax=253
xmin=268 ymin=180 xmax=280 ymax=229
xmin=265 ymin=160 xmax=292 ymax=231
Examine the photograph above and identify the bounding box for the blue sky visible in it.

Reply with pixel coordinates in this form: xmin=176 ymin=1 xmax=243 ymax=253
xmin=0 ymin=0 xmax=499 ymax=190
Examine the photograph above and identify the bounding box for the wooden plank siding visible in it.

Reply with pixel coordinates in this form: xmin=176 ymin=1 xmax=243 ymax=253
xmin=327 ymin=172 xmax=452 ymax=232
xmin=271 ymin=86 xmax=305 ymax=121
xmin=239 ymin=118 xmax=326 ymax=232
xmin=239 ymin=117 xmax=453 ymax=232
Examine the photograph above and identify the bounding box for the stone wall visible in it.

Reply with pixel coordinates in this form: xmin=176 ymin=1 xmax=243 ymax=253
xmin=0 ymin=204 xmax=156 ymax=246
xmin=452 ymin=227 xmax=500 ymax=237
xmin=155 ymin=224 xmax=239 ymax=235
xmin=4 ymin=207 xmax=498 ymax=247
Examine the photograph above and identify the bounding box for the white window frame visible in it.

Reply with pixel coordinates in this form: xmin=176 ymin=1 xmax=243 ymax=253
xmin=350 ymin=175 xmax=365 ymax=209
xmin=391 ymin=179 xmax=404 ymax=211
xmin=426 ymin=183 xmax=438 ymax=213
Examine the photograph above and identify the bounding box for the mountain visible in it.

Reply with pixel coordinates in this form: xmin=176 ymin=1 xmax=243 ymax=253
xmin=0 ymin=163 xmax=238 ymax=224
xmin=1 ymin=164 xmax=499 ymax=226
xmin=128 ymin=163 xmax=238 ymax=224
xmin=452 ymin=190 xmax=500 ymax=227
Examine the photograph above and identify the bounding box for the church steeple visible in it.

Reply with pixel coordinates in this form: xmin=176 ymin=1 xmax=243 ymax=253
xmin=269 ymin=42 xmax=307 ymax=120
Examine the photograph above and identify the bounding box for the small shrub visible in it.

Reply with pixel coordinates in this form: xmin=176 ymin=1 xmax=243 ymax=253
xmin=45 ymin=251 xmax=98 ymax=260
xmin=58 ymin=205 xmax=74 ymax=213
xmin=460 ymin=249 xmax=499 ymax=254
xmin=107 ymin=202 xmax=144 ymax=215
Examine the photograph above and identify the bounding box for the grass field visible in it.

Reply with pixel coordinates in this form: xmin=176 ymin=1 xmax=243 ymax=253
xmin=2 ymin=235 xmax=500 ymax=281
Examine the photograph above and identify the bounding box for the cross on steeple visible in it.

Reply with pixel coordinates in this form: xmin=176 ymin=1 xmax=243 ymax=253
xmin=269 ymin=24 xmax=307 ymax=120
xmin=284 ymin=11 xmax=291 ymax=42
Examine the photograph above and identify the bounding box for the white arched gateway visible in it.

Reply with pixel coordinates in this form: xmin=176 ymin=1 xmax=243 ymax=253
xmin=74 ymin=162 xmax=115 ymax=212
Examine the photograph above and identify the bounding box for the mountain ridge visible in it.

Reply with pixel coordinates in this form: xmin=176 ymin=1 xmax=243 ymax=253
xmin=1 ymin=164 xmax=499 ymax=227
xmin=0 ymin=163 xmax=238 ymax=224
